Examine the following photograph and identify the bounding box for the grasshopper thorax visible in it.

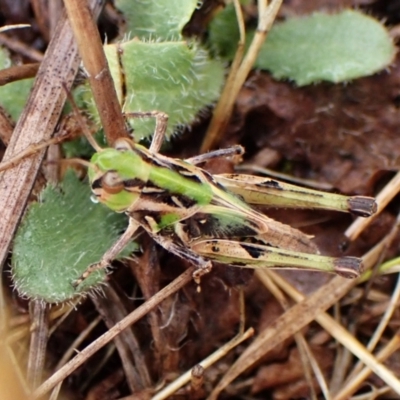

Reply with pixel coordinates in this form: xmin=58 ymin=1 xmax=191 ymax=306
xmin=88 ymin=139 xmax=151 ymax=212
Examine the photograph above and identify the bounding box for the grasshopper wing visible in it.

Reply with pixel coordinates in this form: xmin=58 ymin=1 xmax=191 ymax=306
xmin=216 ymin=173 xmax=377 ymax=217
xmin=190 ymin=238 xmax=362 ymax=278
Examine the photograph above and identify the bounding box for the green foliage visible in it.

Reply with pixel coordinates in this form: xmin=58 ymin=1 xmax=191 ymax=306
xmin=209 ymin=7 xmax=395 ymax=86
xmin=81 ymin=1 xmax=225 ymax=141
xmin=115 ymin=0 xmax=198 ymax=40
xmin=62 ymin=130 xmax=107 ymax=159
xmin=256 ymin=10 xmax=395 ymax=85
xmin=208 ymin=3 xmax=241 ymax=60
xmin=0 ymin=47 xmax=33 ymax=120
xmin=105 ymin=40 xmax=224 ymax=140
xmin=12 ymin=172 xmax=137 ymax=303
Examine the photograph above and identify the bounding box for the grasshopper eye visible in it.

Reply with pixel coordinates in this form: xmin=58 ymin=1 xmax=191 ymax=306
xmin=114 ymin=138 xmax=134 ymax=152
xmin=101 ymin=171 xmax=124 ymax=194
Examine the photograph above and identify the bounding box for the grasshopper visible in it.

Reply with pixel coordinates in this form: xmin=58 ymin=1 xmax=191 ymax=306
xmin=73 ymin=110 xmax=377 ymax=287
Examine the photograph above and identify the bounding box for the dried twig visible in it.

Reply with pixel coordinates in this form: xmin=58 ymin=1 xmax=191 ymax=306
xmin=0 ymin=63 xmax=40 ymax=86
xmin=63 ymin=0 xmax=129 ymax=145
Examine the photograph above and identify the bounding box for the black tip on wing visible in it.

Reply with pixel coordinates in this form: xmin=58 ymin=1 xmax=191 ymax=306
xmin=348 ymin=196 xmax=377 ymax=217
xmin=333 ymin=256 xmax=363 ymax=278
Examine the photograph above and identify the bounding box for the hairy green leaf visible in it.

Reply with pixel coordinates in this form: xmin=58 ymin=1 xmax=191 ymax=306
xmin=12 ymin=171 xmax=137 ymax=303
xmin=209 ymin=8 xmax=395 ymax=86
xmin=0 ymin=47 xmax=33 ymax=120
xmin=86 ymin=40 xmax=224 ymax=141
xmin=208 ymin=3 xmax=241 ymax=60
xmin=256 ymin=9 xmax=396 ymax=85
xmin=115 ymin=0 xmax=198 ymax=40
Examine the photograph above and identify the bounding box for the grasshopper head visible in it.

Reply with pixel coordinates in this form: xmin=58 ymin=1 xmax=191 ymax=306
xmin=88 ymin=138 xmax=150 ymax=212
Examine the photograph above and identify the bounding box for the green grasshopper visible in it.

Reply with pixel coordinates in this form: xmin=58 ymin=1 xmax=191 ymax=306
xmin=73 ymin=110 xmax=377 ymax=287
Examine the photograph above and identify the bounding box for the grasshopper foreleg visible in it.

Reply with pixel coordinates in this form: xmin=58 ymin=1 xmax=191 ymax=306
xmin=122 ymin=111 xmax=169 ymax=153
xmin=73 ymin=218 xmax=140 ymax=288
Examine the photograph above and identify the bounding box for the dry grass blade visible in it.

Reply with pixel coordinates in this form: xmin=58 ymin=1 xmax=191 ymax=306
xmin=200 ymin=0 xmax=246 ymax=152
xmin=263 ymin=270 xmax=400 ymax=396
xmin=331 ymin=272 xmax=400 ymax=399
xmin=0 ymin=33 xmax=44 ymax=62
xmin=0 ymin=24 xmax=31 ymax=34
xmin=55 ymin=316 xmax=101 ymax=371
xmin=92 ymin=285 xmax=152 ymax=391
xmin=153 ymin=328 xmax=254 ymax=400
xmin=208 ymin=274 xmax=359 ymax=399
xmin=261 ymin=272 xmax=328 ymax=400
xmin=333 ymin=332 xmax=400 ymax=400
xmin=346 ymin=171 xmax=400 ymax=241
xmin=0 ymin=107 xmax=14 ymax=145
xmin=364 ymin=272 xmax=400 ymax=353
xmin=0 ymin=134 xmax=72 ymax=174
xmin=209 ymin=237 xmax=400 ymax=400
xmin=201 ymin=0 xmax=283 ymax=151
xmin=49 ymin=315 xmax=102 ymax=399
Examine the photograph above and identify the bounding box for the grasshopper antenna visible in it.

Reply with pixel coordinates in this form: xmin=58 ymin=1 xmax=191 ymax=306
xmin=62 ymin=82 xmax=103 ymax=153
